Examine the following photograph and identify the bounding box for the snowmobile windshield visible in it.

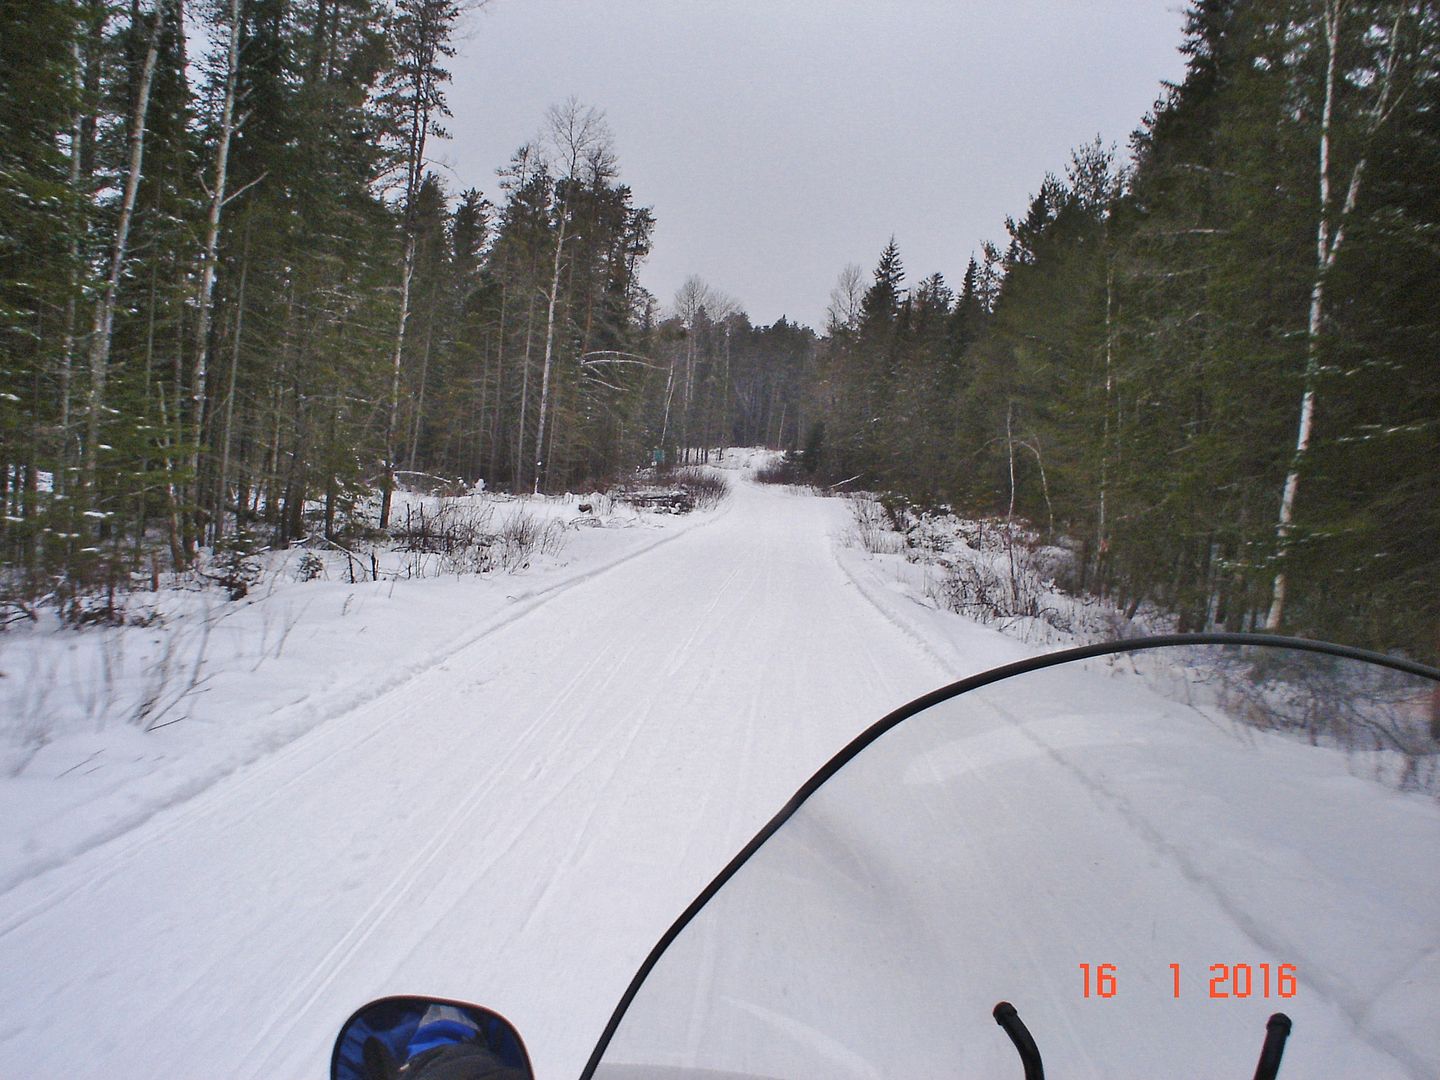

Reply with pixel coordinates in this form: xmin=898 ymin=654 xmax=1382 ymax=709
xmin=582 ymin=637 xmax=1440 ymax=1080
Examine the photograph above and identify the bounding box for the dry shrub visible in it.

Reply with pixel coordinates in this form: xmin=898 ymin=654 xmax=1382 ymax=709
xmin=846 ymin=495 xmax=904 ymax=554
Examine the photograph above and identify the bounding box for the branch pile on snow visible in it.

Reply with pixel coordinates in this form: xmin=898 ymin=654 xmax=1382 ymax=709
xmin=614 ymin=466 xmax=730 ymax=514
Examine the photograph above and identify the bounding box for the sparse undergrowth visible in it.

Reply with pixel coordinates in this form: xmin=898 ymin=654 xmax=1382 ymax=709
xmin=0 ymin=471 xmax=731 ymax=757
xmin=844 ymin=493 xmax=1107 ymax=641
xmin=614 ymin=466 xmax=730 ymax=513
xmin=753 ymin=453 xmax=808 ymax=486
xmin=1 ymin=464 xmax=733 ymax=637
xmin=842 ymin=490 xmax=1440 ymax=795
xmin=752 ymin=459 xmax=798 ymax=485
xmin=385 ymin=500 xmax=568 ymax=577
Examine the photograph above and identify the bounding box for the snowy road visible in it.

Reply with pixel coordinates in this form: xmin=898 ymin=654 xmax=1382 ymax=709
xmin=3 ymin=472 xmax=1436 ymax=1080
xmin=0 ymin=477 xmax=1015 ymax=1078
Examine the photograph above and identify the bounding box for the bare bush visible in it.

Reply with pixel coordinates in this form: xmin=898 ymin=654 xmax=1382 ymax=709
xmin=393 ymin=500 xmax=496 ymax=554
xmin=753 ymin=456 xmax=804 ymax=486
xmin=1139 ymin=646 xmax=1440 ymax=797
xmin=930 ymin=555 xmax=1070 ymax=633
xmin=614 ymin=468 xmax=729 ymax=514
xmin=2 ymin=640 xmax=61 ymax=775
xmin=131 ymin=611 xmax=215 ymax=731
xmin=845 ymin=495 xmax=905 ymax=555
xmin=674 ymin=467 xmax=730 ymax=510
xmin=392 ymin=470 xmax=470 ymax=497
xmin=496 ymin=509 xmax=568 ymax=571
xmin=433 ymin=507 xmax=568 ymax=575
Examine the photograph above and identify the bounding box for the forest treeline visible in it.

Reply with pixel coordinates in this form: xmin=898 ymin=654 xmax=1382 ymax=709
xmin=1 ymin=0 xmax=810 ymax=610
xmin=2 ymin=0 xmax=1436 ymax=661
xmin=797 ymin=0 xmax=1439 ymax=661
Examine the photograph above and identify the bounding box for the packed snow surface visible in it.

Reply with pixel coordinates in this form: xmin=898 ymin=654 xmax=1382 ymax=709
xmin=0 ymin=456 xmax=1436 ymax=1078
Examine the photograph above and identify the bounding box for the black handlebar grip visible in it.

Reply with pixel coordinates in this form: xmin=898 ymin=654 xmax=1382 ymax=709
xmin=1253 ymin=1012 xmax=1293 ymax=1080
xmin=993 ymin=1001 xmax=1045 ymax=1080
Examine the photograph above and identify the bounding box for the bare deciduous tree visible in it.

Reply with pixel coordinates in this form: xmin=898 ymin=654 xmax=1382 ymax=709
xmin=190 ymin=0 xmax=248 ymax=555
xmin=825 ymin=263 xmax=865 ymax=335
xmin=532 ymin=97 xmax=613 ymax=492
xmin=666 ymin=275 xmax=738 ymax=459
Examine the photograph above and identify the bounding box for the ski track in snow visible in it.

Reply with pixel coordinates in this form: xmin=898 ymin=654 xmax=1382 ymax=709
xmin=0 ymin=475 xmax=980 ymax=1079
xmin=0 ymin=471 xmax=1435 ymax=1079
xmin=0 ymin=497 xmax=725 ymax=905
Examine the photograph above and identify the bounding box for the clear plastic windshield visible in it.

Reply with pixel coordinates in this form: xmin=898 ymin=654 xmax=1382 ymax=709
xmin=587 ymin=642 xmax=1440 ymax=1080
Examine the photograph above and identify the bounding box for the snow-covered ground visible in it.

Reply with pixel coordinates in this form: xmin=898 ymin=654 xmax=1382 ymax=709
xmin=0 ymin=484 xmax=723 ymax=897
xmin=0 ymin=453 xmax=1435 ymax=1078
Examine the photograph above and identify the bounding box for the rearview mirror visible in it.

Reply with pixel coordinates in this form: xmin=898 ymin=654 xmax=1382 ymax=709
xmin=332 ymin=996 xmax=534 ymax=1080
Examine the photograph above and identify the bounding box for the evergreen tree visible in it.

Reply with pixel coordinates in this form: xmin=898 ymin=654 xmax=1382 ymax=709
xmin=0 ymin=0 xmax=84 ymax=572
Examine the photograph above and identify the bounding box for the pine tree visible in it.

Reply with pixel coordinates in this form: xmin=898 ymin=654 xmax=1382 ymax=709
xmin=377 ymin=0 xmax=461 ymax=526
xmin=0 ymin=0 xmax=84 ymax=571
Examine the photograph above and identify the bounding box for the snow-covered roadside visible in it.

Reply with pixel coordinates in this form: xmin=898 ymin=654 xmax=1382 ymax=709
xmin=824 ymin=489 xmax=1440 ymax=795
xmin=0 ymin=489 xmax=728 ymax=898
xmin=0 ymin=455 xmax=1435 ymax=1080
xmin=0 ymin=452 xmax=968 ymax=1080
xmin=837 ymin=494 xmax=1136 ymax=646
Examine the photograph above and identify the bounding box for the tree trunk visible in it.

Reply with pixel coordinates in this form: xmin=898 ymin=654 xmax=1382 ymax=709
xmin=83 ymin=8 xmax=162 ymax=500
xmin=381 ymin=231 xmax=418 ymax=527
xmin=532 ymin=214 xmax=568 ymax=493
xmin=190 ymin=0 xmax=243 ymax=556
xmin=1093 ymin=264 xmax=1114 ymax=591
xmin=515 ymin=293 xmax=536 ymax=490
xmin=380 ymin=63 xmax=432 ymax=527
xmin=58 ymin=36 xmax=89 ymax=491
xmin=1267 ymin=0 xmax=1401 ymax=629
xmin=212 ymin=220 xmax=249 ymax=546
xmin=406 ymin=277 xmax=441 ymax=472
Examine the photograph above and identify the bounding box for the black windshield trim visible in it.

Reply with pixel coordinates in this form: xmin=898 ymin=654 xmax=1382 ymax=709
xmin=578 ymin=633 xmax=1440 ymax=1078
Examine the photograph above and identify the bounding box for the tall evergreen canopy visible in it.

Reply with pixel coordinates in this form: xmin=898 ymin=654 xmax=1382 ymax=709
xmin=1 ymin=0 xmax=1435 ymax=660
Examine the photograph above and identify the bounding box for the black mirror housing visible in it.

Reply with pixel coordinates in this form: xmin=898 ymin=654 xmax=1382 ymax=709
xmin=331 ymin=996 xmax=533 ymax=1080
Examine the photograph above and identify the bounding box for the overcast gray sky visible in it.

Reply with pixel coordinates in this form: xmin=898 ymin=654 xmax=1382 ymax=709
xmin=439 ymin=2 xmax=1191 ymax=330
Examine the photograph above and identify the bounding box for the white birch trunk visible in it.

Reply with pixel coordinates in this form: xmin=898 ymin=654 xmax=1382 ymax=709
xmin=1266 ymin=1 xmax=1400 ymax=629
xmin=189 ymin=0 xmax=242 ymax=552
xmin=659 ymin=352 xmax=676 ymax=446
xmin=532 ymin=214 xmax=567 ymax=493
xmin=381 ymin=234 xmax=417 ymax=526
xmin=83 ymin=9 xmax=161 ymax=497
xmin=213 ymin=234 xmax=247 ymax=545
xmin=380 ymin=80 xmax=430 ymax=527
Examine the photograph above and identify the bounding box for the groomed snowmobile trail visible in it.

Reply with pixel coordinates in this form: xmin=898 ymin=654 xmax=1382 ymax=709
xmin=2 ymin=467 xmax=1437 ymax=1079
xmin=0 ymin=472 xmax=985 ymax=1078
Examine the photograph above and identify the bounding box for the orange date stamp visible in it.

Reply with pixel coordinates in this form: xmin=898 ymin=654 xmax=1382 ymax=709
xmin=1080 ymin=962 xmax=1298 ymax=999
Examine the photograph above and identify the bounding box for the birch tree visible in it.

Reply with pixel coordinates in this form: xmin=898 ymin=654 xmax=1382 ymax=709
xmin=378 ymin=0 xmax=461 ymax=527
xmin=531 ymin=98 xmax=613 ymax=492
xmin=1266 ymin=0 xmax=1416 ymax=629
xmin=82 ymin=3 xmax=164 ymax=501
xmin=189 ymin=0 xmax=248 ymax=553
xmin=668 ymin=275 xmax=738 ymax=461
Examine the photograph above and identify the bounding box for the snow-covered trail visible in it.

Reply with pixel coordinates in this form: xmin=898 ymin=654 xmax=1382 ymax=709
xmin=0 ymin=478 xmax=1011 ymax=1079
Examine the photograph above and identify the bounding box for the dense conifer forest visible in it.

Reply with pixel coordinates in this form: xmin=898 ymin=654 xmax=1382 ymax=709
xmin=2 ymin=0 xmax=1436 ymax=660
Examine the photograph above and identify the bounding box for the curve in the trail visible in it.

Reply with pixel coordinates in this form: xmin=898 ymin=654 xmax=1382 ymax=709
xmin=0 ymin=477 xmax=986 ymax=1080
